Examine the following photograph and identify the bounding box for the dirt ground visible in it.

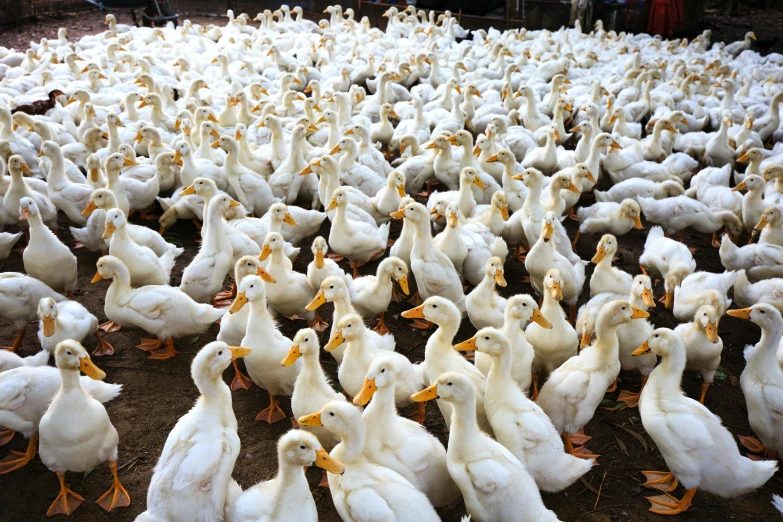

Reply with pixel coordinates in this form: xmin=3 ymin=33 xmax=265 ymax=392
xmin=1 ymin=6 xmax=783 ymax=522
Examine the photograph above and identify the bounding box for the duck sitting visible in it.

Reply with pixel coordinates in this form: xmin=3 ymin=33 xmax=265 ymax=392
xmin=574 ymin=199 xmax=644 ymax=247
xmin=719 ymin=234 xmax=783 ymax=280
xmin=466 ymin=256 xmax=507 ymax=329
xmin=37 ymin=297 xmax=112 ymax=357
xmin=327 ymin=188 xmax=390 ymax=276
xmin=727 ymin=304 xmax=783 ymax=461
xmin=594 ymin=178 xmax=684 ymax=203
xmin=589 ymin=234 xmax=633 ymax=297
xmin=298 ymin=401 xmax=441 ymax=522
xmin=461 ymin=328 xmax=594 ymax=492
xmin=349 ymin=256 xmax=409 ymax=334
xmin=284 ymin=328 xmax=347 ymax=451
xmin=412 ymin=373 xmax=561 ymax=522
xmin=227 ymin=430 xmax=344 ymax=522
xmin=135 ymin=342 xmax=249 ymax=522
xmin=672 ymin=270 xmax=738 ymax=322
xmin=639 ymin=196 xmax=743 ymax=247
xmin=38 ymin=341 xmax=130 ymax=516
xmin=20 ymin=197 xmax=77 ymax=298
xmin=229 ymin=275 xmax=301 ymax=424
xmin=733 ymin=270 xmax=783 ymax=312
xmin=674 ymin=305 xmax=723 ymax=404
xmin=352 ymin=356 xmax=459 ymax=507
xmin=635 ymin=328 xmax=776 ymax=515
xmin=326 ymin=314 xmax=424 ymax=410
xmin=104 ymin=209 xmax=175 ymax=287
xmin=93 ymin=256 xmax=225 ymax=360
xmin=0 ymin=272 xmax=64 ymax=352
xmin=538 ymin=300 xmax=649 ymax=459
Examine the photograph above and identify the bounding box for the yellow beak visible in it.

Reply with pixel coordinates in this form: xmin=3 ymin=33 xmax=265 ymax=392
xmin=353 ymin=377 xmax=377 ymax=406
xmin=306 ymin=290 xmax=327 ymax=311
xmin=281 ymin=344 xmax=302 ymax=366
xmin=79 ymin=355 xmax=106 ymax=380
xmin=411 ymin=383 xmax=438 ymax=402
xmin=102 ymin=222 xmax=116 ymax=239
xmin=229 ymin=291 xmax=249 ymax=313
xmin=726 ymin=307 xmax=752 ymax=320
xmin=42 ymin=315 xmax=56 ymax=337
xmin=324 ymin=331 xmax=344 ymax=352
xmin=632 ymin=340 xmax=650 ymax=356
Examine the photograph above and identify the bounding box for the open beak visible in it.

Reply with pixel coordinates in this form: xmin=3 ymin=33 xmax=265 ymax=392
xmin=229 ymin=291 xmax=249 ymax=313
xmin=353 ymin=377 xmax=377 ymax=406
xmin=324 ymin=331 xmax=344 ymax=352
xmin=281 ymin=344 xmax=302 ymax=366
xmin=632 ymin=340 xmax=650 ymax=356
xmin=79 ymin=355 xmax=106 ymax=380
xmin=411 ymin=383 xmax=438 ymax=402
xmin=306 ymin=290 xmax=327 ymax=311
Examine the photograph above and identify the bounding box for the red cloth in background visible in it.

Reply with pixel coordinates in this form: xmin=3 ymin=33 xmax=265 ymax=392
xmin=647 ymin=0 xmax=684 ymax=36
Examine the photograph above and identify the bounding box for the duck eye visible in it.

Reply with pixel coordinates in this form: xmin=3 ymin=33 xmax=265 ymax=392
xmin=218 ymin=351 xmax=223 ymax=355
xmin=381 ymin=368 xmax=385 ymax=373
xmin=67 ymin=351 xmax=72 ymax=355
xmin=329 ymin=412 xmax=334 ymax=416
xmin=433 ymin=304 xmax=437 ymax=308
xmin=447 ymin=382 xmax=452 ymax=386
xmin=761 ymin=310 xmax=766 ymax=314
xmin=305 ymin=338 xmax=309 ymax=342
xmin=300 ymin=445 xmax=306 ymax=449
xmin=329 ymin=285 xmax=334 ymax=289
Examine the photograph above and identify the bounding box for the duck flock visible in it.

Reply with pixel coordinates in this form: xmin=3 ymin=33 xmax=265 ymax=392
xmin=1 ymin=5 xmax=783 ymax=521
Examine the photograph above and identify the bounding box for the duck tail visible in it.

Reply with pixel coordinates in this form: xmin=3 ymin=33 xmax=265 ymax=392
xmin=196 ymin=303 xmax=227 ymax=325
xmin=379 ymin=222 xmax=391 ymax=245
xmin=593 ymin=189 xmax=609 ymax=202
xmin=26 ymin=350 xmax=50 ymax=367
xmin=537 ymin=453 xmax=593 ymax=493
xmin=725 ymin=458 xmax=776 ymax=497
xmin=773 ymin=494 xmax=783 ymax=514
xmin=490 ymin=237 xmax=508 ymax=261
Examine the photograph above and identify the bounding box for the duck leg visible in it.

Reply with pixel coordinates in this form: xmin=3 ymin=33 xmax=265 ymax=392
xmin=515 ymin=244 xmax=528 ymax=262
xmin=618 ymin=376 xmax=648 ymax=408
xmin=737 ymin=434 xmax=776 ymax=459
xmin=148 ymin=337 xmax=178 ymax=360
xmin=1 ymin=328 xmax=25 ymax=352
xmin=309 ymin=310 xmax=329 ymax=333
xmin=676 ymin=230 xmax=684 ymax=242
xmin=319 ymin=471 xmax=330 ymax=488
xmin=569 ymin=304 xmax=577 ymax=325
xmin=530 ymin=374 xmax=539 ymax=400
xmin=230 ymin=359 xmax=254 ymax=391
xmin=571 ymin=231 xmax=581 ymax=251
xmin=711 ymin=231 xmax=722 ymax=248
xmin=568 ymin=207 xmax=579 ymax=221
xmin=0 ymin=429 xmax=14 ymax=446
xmin=213 ymin=282 xmax=237 ymax=307
xmin=327 ymin=252 xmax=345 ymax=263
xmin=373 ymin=312 xmax=391 ymax=335
xmin=561 ymin=432 xmax=599 ymax=459
xmin=0 ymin=434 xmax=37 ymax=474
xmin=646 ymin=487 xmax=697 ymax=515
xmin=136 ymin=336 xmax=163 ymax=352
xmin=698 ymin=382 xmax=710 ymax=404
xmin=409 ymin=318 xmax=434 ymax=330
xmin=255 ymin=392 xmax=287 ymax=424
xmin=190 ymin=219 xmax=202 ymax=230
xmin=409 ymin=401 xmax=427 ymax=425
xmin=606 ymin=377 xmax=619 ymax=393
xmin=641 ymin=470 xmax=678 ymax=492
xmin=92 ymin=331 xmax=115 ymax=356
xmin=406 ymin=291 xmax=423 ymax=306
xmin=95 ymin=461 xmax=131 ymax=512
xmin=47 ymin=472 xmax=85 ymax=516
xmin=98 ymin=321 xmax=122 ymax=333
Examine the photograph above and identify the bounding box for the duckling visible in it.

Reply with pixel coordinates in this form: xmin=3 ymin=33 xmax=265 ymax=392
xmin=38 ymin=341 xmax=130 ymax=516
xmin=754 ymin=204 xmax=783 ymax=246
xmin=349 ymin=256 xmax=409 ymax=334
xmin=353 ymin=356 xmax=459 ymax=507
xmin=227 ymin=430 xmax=345 ymax=522
xmin=590 ymin=234 xmax=633 ymax=297
xmin=538 ymin=300 xmax=649 ymax=458
xmin=635 ymin=328 xmax=776 ymax=515
xmin=20 ymin=197 xmax=77 ymax=298
xmin=298 ymin=401 xmax=441 ymax=522
xmin=727 ymin=304 xmax=783 ymax=461
xmin=229 ymin=275 xmax=300 ymax=424
xmin=412 ymin=373 xmax=561 ymax=522
xmin=460 ymin=328 xmax=594 ymax=492
xmin=135 ymin=342 xmax=250 ymax=522
xmin=284 ymin=328 xmax=347 ymax=451
xmin=465 ymin=256 xmax=507 ymax=329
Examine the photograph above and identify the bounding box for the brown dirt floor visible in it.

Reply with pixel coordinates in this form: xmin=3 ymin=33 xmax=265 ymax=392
xmin=1 ymin=6 xmax=783 ymax=522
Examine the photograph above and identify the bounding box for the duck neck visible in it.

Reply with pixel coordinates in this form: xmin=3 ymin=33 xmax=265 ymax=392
xmin=201 ymin=203 xmax=226 ymax=252
xmin=650 ymin=349 xmax=686 ymax=392
xmin=449 ymin=395 xmax=481 ymax=443
xmin=301 ymin=352 xmax=332 ymax=391
xmin=193 ymin=371 xmax=234 ymax=422
xmin=747 ymin=320 xmax=783 ymax=372
xmin=363 ymin=382 xmax=397 ymax=422
xmin=58 ymin=366 xmax=84 ymax=394
xmin=486 ymin=349 xmax=513 ymax=384
xmin=594 ymin=320 xmax=620 ymax=360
